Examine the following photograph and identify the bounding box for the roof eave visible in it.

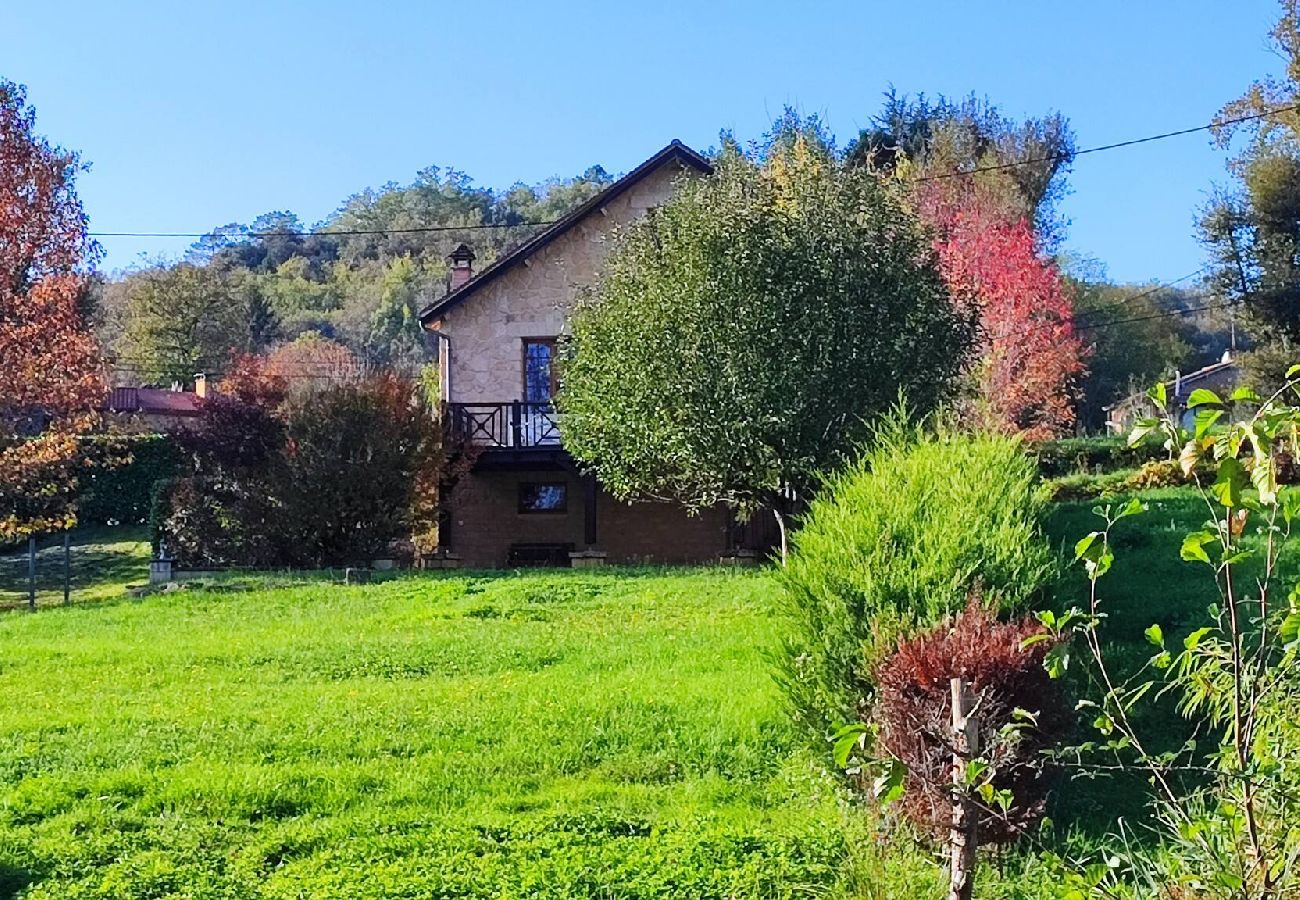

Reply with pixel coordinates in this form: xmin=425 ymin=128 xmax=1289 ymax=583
xmin=417 ymin=140 xmax=711 ymax=325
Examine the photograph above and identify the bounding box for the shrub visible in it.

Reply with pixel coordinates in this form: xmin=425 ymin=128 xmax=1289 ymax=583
xmin=1032 ymin=436 xmax=1162 ymax=478
xmin=874 ymin=598 xmax=1070 ymax=844
xmin=1042 ymin=468 xmax=1136 ymax=502
xmin=77 ymin=434 xmax=180 ymax=526
xmin=156 ymin=375 xmax=442 ymax=569
xmin=1122 ymin=458 xmax=1193 ymax=492
xmin=777 ymin=414 xmax=1056 ymax=742
xmin=273 ymin=375 xmax=441 ymax=566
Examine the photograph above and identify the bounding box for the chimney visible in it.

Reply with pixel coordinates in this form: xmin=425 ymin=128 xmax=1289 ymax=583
xmin=194 ymin=373 xmax=209 ymax=399
xmin=447 ymin=243 xmax=475 ymax=292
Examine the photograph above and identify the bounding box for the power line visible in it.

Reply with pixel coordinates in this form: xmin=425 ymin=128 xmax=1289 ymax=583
xmin=89 ymin=220 xmax=559 ymax=239
xmin=913 ymin=101 xmax=1300 ymax=183
xmin=88 ymin=102 xmax=1300 ymax=239
xmin=1073 ymin=266 xmax=1209 ymax=326
xmin=1077 ymin=299 xmax=1228 ymax=333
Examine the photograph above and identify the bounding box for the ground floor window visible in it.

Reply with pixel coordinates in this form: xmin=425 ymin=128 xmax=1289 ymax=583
xmin=518 ymin=482 xmax=567 ymax=513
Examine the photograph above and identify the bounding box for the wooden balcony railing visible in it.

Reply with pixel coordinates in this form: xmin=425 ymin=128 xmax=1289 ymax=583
xmin=446 ymin=402 xmax=561 ymax=449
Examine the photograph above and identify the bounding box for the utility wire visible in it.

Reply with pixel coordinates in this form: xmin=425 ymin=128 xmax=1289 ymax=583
xmin=1072 ymin=266 xmax=1209 ymax=326
xmin=913 ymin=101 xmax=1300 ymax=183
xmin=88 ymin=102 xmax=1300 ymax=239
xmin=90 ymin=220 xmax=559 ymax=239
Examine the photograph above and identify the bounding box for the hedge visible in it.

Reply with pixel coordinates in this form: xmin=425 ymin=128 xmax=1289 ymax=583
xmin=77 ymin=434 xmax=181 ymax=527
xmin=1031 ymin=435 xmax=1164 ymax=478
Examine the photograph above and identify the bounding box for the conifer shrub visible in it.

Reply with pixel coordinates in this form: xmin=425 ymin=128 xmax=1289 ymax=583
xmin=777 ymin=414 xmax=1056 ymax=743
xmin=874 ymin=599 xmax=1070 ymax=844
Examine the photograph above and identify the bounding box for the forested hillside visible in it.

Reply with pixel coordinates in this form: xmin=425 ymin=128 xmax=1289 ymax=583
xmin=94 ymin=164 xmax=617 ymax=382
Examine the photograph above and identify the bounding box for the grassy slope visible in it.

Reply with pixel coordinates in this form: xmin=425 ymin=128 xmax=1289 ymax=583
xmin=0 ymin=569 xmax=865 ymax=899
xmin=0 ymin=528 xmax=150 ymax=610
xmin=0 ymin=485 xmax=1236 ymax=898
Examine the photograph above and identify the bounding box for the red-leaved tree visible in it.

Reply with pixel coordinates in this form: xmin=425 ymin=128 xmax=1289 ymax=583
xmin=0 ymin=80 xmax=104 ymax=539
xmin=918 ymin=183 xmax=1086 ymax=439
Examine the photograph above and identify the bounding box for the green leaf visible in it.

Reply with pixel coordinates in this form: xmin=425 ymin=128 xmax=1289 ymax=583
xmin=1281 ymin=612 xmax=1300 ymax=645
xmin=1252 ymin=457 xmax=1279 ymax=506
xmin=1193 ymin=408 xmax=1223 ymax=440
xmin=1074 ymin=531 xmax=1101 ymax=561
xmin=1148 ymin=381 xmax=1167 ymax=409
xmin=1287 ymin=363 xmax=1300 ymax=379
xmin=830 ymin=723 xmax=868 ymax=769
xmin=1186 ymin=388 xmax=1223 ymax=409
xmin=1044 ymin=643 xmax=1070 ymax=679
xmin=1211 ymin=457 xmax=1247 ymax=508
xmin=1128 ymin=420 xmax=1158 ymax=448
xmin=1184 ymin=627 xmax=1213 ymax=650
xmin=1180 ymin=531 xmax=1216 ymax=564
xmin=1144 ymin=623 xmax=1164 ymax=648
xmin=1116 ymin=497 xmax=1146 ymax=520
xmin=872 ymin=758 xmax=906 ymax=804
xmin=1230 ymin=386 xmax=1262 ymax=403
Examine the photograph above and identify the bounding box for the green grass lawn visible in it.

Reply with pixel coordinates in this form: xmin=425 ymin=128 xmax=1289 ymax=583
xmin=0 ymin=528 xmax=150 ymax=611
xmin=0 ymin=485 xmax=1236 ymax=898
xmin=0 ymin=567 xmax=881 ymax=899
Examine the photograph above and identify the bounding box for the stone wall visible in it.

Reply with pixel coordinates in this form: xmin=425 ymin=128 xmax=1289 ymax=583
xmin=434 ymin=162 xmax=686 ymax=404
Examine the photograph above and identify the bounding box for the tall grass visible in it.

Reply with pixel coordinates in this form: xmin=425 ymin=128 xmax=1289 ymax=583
xmin=777 ymin=416 xmax=1057 ymax=742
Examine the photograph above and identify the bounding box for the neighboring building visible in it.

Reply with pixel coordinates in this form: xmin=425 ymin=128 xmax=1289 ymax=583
xmin=1105 ymin=352 xmax=1241 ymax=435
xmin=102 ymin=376 xmax=209 ymax=432
xmin=419 ymin=140 xmax=771 ymax=568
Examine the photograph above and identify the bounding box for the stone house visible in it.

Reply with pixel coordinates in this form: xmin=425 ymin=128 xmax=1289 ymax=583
xmin=102 ymin=376 xmax=210 ymax=432
xmin=1105 ymin=351 xmax=1242 ymax=435
xmin=418 ymin=140 xmax=771 ymax=568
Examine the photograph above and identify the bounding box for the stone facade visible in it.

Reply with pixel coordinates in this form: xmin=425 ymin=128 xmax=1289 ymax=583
xmin=422 ymin=143 xmax=759 ymax=568
xmin=432 ymin=162 xmax=684 ymax=404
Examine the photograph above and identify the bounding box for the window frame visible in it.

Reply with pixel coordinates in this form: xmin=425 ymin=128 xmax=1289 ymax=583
xmin=517 ymin=481 xmax=568 ymax=514
xmin=521 ymin=337 xmax=559 ymax=403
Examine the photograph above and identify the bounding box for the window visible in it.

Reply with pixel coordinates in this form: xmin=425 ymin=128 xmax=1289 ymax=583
xmin=522 ymin=338 xmax=558 ymax=403
xmin=518 ymin=482 xmax=567 ymax=513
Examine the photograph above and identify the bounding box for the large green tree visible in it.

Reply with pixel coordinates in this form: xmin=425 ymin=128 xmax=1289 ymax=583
xmin=116 ymin=262 xmax=266 ymax=381
xmin=1070 ymin=279 xmax=1197 ymax=430
xmin=557 ymin=134 xmax=972 ymax=549
xmin=848 ymin=90 xmax=1075 ymax=250
xmin=1201 ymin=1 xmax=1300 ymax=363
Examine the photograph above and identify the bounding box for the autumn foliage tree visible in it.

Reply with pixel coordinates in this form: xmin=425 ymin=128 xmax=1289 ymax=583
xmin=853 ymin=93 xmax=1086 ymax=438
xmin=924 ymin=191 xmax=1085 ymax=438
xmin=0 ymin=80 xmax=103 ymax=539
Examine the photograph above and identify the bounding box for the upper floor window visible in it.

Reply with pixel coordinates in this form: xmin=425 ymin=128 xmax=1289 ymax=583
xmin=523 ymin=338 xmax=558 ymax=403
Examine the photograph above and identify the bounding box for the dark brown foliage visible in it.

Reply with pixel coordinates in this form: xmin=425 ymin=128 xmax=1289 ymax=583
xmin=874 ymin=598 xmax=1071 ymax=845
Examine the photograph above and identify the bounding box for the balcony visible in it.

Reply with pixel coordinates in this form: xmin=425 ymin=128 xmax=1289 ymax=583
xmin=446 ymin=402 xmax=562 ymax=450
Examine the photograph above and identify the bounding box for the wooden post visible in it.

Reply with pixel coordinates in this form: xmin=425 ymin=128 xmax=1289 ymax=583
xmin=949 ymin=677 xmax=979 ymax=900
xmin=62 ymin=532 xmax=71 ymax=606
xmin=27 ymin=535 xmax=36 ymax=612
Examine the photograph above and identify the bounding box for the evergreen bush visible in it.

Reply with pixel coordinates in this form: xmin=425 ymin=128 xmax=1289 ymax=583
xmin=777 ymin=414 xmax=1056 ymax=742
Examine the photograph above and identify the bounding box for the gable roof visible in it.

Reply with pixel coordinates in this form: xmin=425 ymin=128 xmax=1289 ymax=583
xmin=1105 ymin=352 xmax=1240 ymax=413
xmin=417 ymin=140 xmax=712 ymax=324
xmin=104 ymin=387 xmax=204 ymax=418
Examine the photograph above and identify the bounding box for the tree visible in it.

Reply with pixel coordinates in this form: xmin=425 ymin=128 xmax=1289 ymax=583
xmin=557 ymin=134 xmax=972 ymax=548
xmin=848 ymin=91 xmax=1086 ymax=437
xmin=116 ymin=262 xmax=264 ymax=382
xmin=848 ymin=90 xmax=1075 ymax=250
xmin=1070 ymin=280 xmax=1196 ymax=431
xmin=924 ymin=192 xmax=1087 ymax=438
xmin=1201 ymin=1 xmax=1300 ymax=346
xmin=0 ymin=80 xmax=104 ymax=540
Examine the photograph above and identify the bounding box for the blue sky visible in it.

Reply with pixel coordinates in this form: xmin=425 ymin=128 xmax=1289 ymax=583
xmin=1 ymin=1 xmax=1281 ymax=282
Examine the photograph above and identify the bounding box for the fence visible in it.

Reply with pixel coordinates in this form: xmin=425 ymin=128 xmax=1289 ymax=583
xmin=0 ymin=529 xmax=150 ymax=611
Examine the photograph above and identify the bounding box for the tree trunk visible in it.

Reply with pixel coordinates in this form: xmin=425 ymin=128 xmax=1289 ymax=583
xmin=949 ymin=677 xmax=979 ymax=900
